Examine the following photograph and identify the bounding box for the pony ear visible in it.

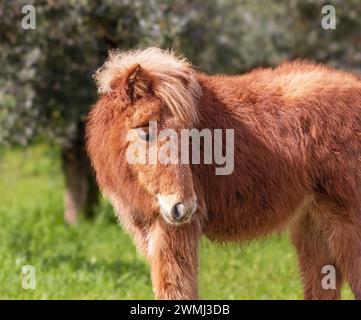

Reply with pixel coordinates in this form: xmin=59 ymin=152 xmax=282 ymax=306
xmin=124 ymin=63 xmax=153 ymax=103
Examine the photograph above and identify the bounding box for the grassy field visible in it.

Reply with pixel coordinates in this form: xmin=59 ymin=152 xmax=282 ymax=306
xmin=0 ymin=145 xmax=353 ymax=299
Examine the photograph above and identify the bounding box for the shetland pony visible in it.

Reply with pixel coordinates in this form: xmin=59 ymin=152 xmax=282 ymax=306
xmin=86 ymin=48 xmax=361 ymax=299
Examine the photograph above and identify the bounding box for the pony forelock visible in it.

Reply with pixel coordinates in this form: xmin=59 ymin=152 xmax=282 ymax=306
xmin=94 ymin=47 xmax=202 ymax=124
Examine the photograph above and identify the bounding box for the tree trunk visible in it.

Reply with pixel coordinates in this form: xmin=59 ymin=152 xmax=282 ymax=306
xmin=61 ymin=135 xmax=99 ymax=224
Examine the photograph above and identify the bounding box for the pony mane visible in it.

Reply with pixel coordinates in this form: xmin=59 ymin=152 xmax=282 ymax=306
xmin=94 ymin=47 xmax=202 ymax=124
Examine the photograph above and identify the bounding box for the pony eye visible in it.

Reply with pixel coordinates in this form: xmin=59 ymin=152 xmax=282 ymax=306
xmin=137 ymin=129 xmax=154 ymax=142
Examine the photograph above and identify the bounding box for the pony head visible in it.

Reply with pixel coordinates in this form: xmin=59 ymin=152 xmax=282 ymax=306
xmin=86 ymin=48 xmax=202 ymax=225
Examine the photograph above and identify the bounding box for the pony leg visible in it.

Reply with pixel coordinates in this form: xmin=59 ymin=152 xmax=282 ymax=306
xmin=290 ymin=212 xmax=343 ymax=300
xmin=147 ymin=219 xmax=201 ymax=300
xmin=324 ymin=208 xmax=361 ymax=300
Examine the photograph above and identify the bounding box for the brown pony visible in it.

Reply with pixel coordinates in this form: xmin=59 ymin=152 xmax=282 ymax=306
xmin=86 ymin=47 xmax=361 ymax=300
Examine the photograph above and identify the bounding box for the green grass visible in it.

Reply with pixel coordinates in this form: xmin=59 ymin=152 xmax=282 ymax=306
xmin=0 ymin=145 xmax=353 ymax=299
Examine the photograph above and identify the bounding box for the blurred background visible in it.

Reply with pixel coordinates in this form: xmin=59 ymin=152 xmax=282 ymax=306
xmin=0 ymin=0 xmax=360 ymax=299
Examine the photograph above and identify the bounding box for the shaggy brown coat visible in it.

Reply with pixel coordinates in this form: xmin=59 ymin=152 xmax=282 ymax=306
xmin=86 ymin=48 xmax=361 ymax=300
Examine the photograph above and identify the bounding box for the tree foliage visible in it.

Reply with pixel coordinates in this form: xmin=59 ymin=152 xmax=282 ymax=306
xmin=0 ymin=0 xmax=360 ymax=146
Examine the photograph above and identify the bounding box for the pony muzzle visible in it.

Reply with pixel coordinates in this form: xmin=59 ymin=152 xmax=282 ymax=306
xmin=157 ymin=193 xmax=197 ymax=225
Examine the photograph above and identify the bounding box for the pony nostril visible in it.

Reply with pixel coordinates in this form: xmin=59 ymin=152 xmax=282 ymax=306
xmin=171 ymin=203 xmax=185 ymax=220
